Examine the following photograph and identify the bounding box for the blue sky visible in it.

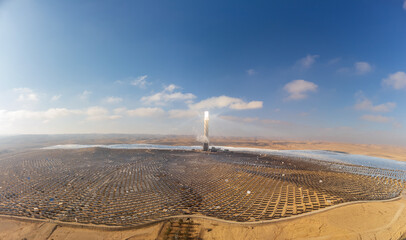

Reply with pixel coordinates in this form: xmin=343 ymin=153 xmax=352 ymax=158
xmin=0 ymin=0 xmax=406 ymax=145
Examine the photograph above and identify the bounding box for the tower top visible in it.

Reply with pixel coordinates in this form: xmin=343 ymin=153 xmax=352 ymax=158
xmin=204 ymin=111 xmax=209 ymax=120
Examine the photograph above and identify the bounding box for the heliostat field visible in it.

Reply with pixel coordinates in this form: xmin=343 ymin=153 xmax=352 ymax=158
xmin=0 ymin=148 xmax=403 ymax=227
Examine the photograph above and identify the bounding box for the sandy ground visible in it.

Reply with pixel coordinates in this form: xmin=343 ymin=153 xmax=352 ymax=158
xmin=196 ymin=197 xmax=406 ymax=240
xmin=0 ymin=219 xmax=163 ymax=240
xmin=1 ymin=196 xmax=406 ymax=240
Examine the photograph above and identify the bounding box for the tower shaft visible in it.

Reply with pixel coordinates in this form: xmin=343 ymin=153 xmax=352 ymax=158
xmin=203 ymin=111 xmax=209 ymax=151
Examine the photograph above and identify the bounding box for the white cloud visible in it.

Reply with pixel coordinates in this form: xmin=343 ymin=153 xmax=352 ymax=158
xmin=382 ymin=71 xmax=406 ymax=90
xmin=219 ymin=115 xmax=289 ymax=125
xmin=85 ymin=106 xmax=121 ymax=120
xmin=403 ymin=0 xmax=406 ymax=10
xmin=126 ymin=107 xmax=165 ymax=117
xmin=355 ymin=61 xmax=372 ymax=75
xmin=51 ymin=95 xmax=61 ymax=101
xmin=13 ymin=88 xmax=38 ymax=102
xmin=164 ymin=84 xmax=178 ymax=92
xmin=86 ymin=107 xmax=106 ymax=120
xmin=189 ymin=96 xmax=263 ymax=110
xmin=24 ymin=104 xmax=111 ymax=123
xmin=0 ymin=108 xmax=82 ymax=123
xmin=229 ymin=100 xmax=263 ymax=110
xmin=79 ymin=90 xmax=92 ymax=100
xmin=283 ymin=80 xmax=318 ymax=100
xmin=44 ymin=108 xmax=81 ymax=119
xmin=108 ymin=115 xmax=123 ymax=120
xmin=361 ymin=114 xmax=391 ymax=123
xmin=141 ymin=84 xmax=263 ymax=112
xmin=104 ymin=96 xmax=123 ymax=104
xmin=0 ymin=107 xmax=123 ymax=123
xmin=246 ymin=69 xmax=256 ymax=76
xmin=354 ymin=92 xmax=396 ymax=112
xmin=355 ymin=100 xmax=396 ymax=112
xmin=297 ymin=54 xmax=319 ymax=68
xmin=131 ymin=75 xmax=149 ymax=88
xmin=141 ymin=84 xmax=196 ymax=105
xmin=113 ymin=107 xmax=127 ymax=114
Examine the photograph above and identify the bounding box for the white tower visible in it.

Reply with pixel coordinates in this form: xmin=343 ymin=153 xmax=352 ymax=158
xmin=203 ymin=111 xmax=209 ymax=151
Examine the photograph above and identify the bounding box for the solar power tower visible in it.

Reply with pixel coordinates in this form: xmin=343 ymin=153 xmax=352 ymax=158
xmin=203 ymin=111 xmax=209 ymax=151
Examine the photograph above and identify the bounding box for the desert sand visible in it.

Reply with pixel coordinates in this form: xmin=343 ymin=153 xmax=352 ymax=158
xmin=1 ymin=195 xmax=406 ymax=240
xmin=195 ymin=196 xmax=406 ymax=240
xmin=0 ymin=217 xmax=162 ymax=240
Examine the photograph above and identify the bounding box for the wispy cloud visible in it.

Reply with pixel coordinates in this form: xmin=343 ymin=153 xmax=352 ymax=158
xmin=114 ymin=80 xmax=125 ymax=84
xmin=0 ymin=106 xmax=122 ymax=123
xmin=85 ymin=106 xmax=121 ymax=120
xmin=13 ymin=88 xmax=39 ymax=102
xmin=354 ymin=61 xmax=372 ymax=75
xmin=0 ymin=108 xmax=81 ymax=123
xmin=297 ymin=54 xmax=319 ymax=69
xmin=104 ymin=96 xmax=123 ymax=104
xmin=403 ymin=0 xmax=406 ymax=10
xmin=113 ymin=107 xmax=127 ymax=114
xmin=131 ymin=75 xmax=149 ymax=88
xmin=126 ymin=107 xmax=165 ymax=117
xmin=360 ymin=113 xmax=401 ymax=128
xmin=79 ymin=90 xmax=92 ymax=100
xmin=382 ymin=71 xmax=406 ymax=90
xmin=283 ymin=80 xmax=318 ymax=100
xmin=141 ymin=84 xmax=196 ymax=105
xmin=139 ymin=84 xmax=263 ymax=118
xmin=246 ymin=69 xmax=256 ymax=76
xmin=361 ymin=114 xmax=391 ymax=123
xmin=220 ymin=115 xmax=288 ymax=125
xmin=328 ymin=57 xmax=341 ymax=65
xmin=51 ymin=95 xmax=61 ymax=101
xmin=336 ymin=61 xmax=372 ymax=75
xmin=189 ymin=96 xmax=263 ymax=110
xmin=164 ymin=84 xmax=177 ymax=92
xmin=354 ymin=92 xmax=396 ymax=112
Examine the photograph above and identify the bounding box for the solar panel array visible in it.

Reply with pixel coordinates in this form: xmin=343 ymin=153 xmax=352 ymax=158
xmin=0 ymin=148 xmax=403 ymax=227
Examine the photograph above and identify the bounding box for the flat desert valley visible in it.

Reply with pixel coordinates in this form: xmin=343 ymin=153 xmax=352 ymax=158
xmin=0 ymin=135 xmax=405 ymax=240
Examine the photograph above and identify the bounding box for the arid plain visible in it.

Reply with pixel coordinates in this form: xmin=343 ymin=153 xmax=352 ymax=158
xmin=0 ymin=134 xmax=406 ymax=240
